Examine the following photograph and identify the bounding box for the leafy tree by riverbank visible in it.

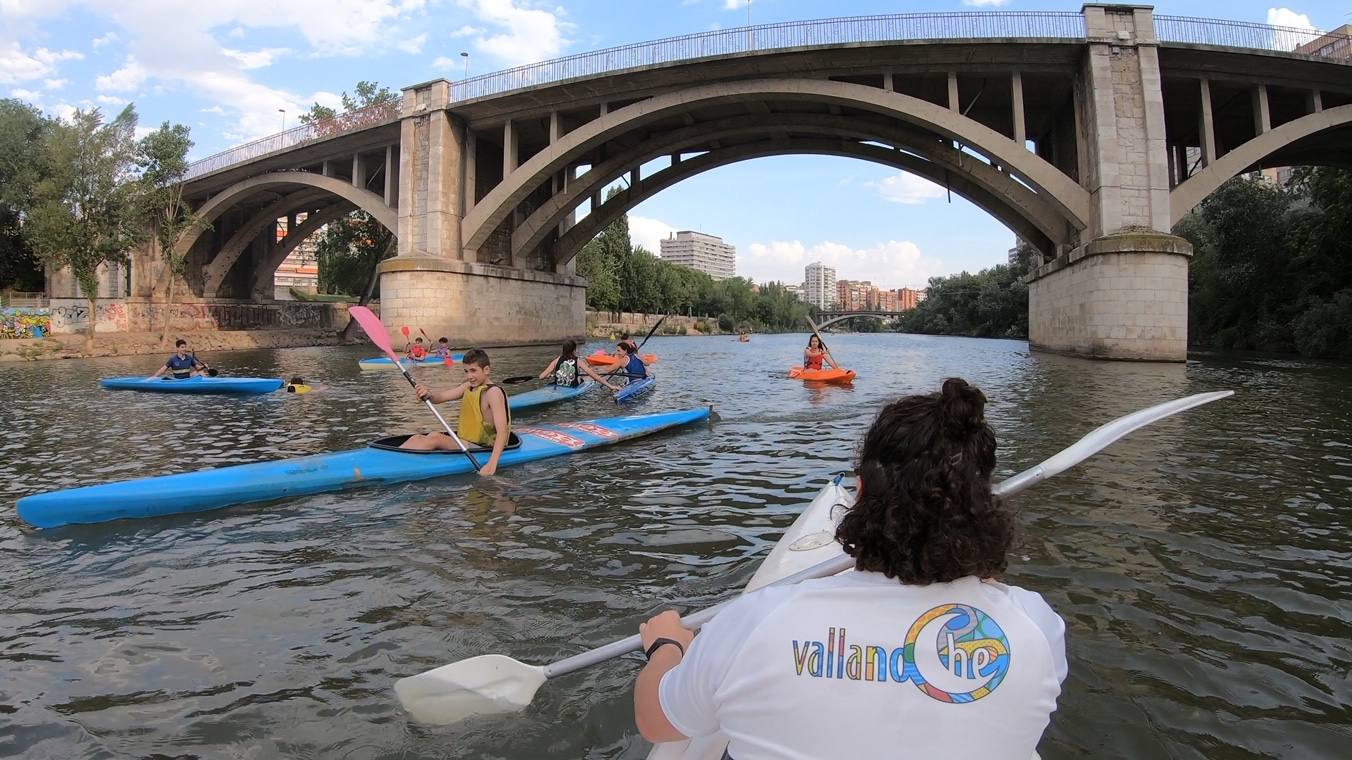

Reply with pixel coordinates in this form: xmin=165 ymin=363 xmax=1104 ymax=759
xmin=892 ymin=247 xmax=1030 ymax=339
xmin=1176 ymin=168 xmax=1352 ymax=358
xmin=0 ymin=99 xmax=49 ymax=293
xmin=576 ymin=208 xmax=812 ymax=331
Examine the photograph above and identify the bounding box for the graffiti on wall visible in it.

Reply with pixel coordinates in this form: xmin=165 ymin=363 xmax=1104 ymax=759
xmin=1 ymin=308 xmax=51 ymax=339
xmin=46 ymin=299 xmax=348 ymax=334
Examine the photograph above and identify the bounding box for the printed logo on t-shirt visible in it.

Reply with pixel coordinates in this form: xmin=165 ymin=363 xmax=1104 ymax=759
xmin=790 ymin=604 xmax=1011 ymax=703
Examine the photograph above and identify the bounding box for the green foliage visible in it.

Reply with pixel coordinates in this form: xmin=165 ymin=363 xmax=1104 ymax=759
xmin=0 ymin=98 xmax=50 ymax=291
xmin=137 ymin=121 xmax=204 ymax=278
xmin=895 ymin=244 xmax=1031 ymax=339
xmin=24 ymin=105 xmax=144 ymax=337
xmin=576 ymin=208 xmax=813 ymax=331
xmin=299 ymin=80 xmax=398 ymax=129
xmin=312 ymin=211 xmax=393 ymax=297
xmin=1175 ymin=168 xmax=1352 ymax=358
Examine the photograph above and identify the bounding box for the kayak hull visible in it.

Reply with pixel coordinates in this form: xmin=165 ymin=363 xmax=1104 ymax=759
xmin=16 ymin=407 xmax=710 ymax=529
xmin=359 ymin=354 xmax=463 ymax=370
xmin=585 ymin=351 xmax=657 ymax=367
xmin=788 ymin=367 xmax=856 ymax=384
xmin=507 ymin=380 xmax=594 ymax=411
xmin=99 ymin=376 xmax=284 ymax=394
xmin=615 ymin=376 xmax=655 ymax=403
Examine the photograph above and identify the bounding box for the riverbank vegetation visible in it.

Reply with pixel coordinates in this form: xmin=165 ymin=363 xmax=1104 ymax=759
xmin=891 ymin=247 xmax=1031 ymax=340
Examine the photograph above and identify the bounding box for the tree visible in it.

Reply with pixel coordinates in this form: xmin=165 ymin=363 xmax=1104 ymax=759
xmin=308 ymin=209 xmax=395 ymax=339
xmin=0 ymin=98 xmax=49 ymax=293
xmin=298 ymin=81 xmax=399 ymax=138
xmin=25 ymin=105 xmax=144 ymax=343
xmin=137 ymin=121 xmax=206 ymax=344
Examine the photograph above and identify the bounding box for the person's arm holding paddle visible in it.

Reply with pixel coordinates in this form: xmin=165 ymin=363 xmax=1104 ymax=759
xmin=537 ymin=356 xmax=560 ymax=381
xmin=414 ymin=382 xmax=468 ymax=405
xmin=578 ymin=357 xmax=621 ymax=392
xmin=634 ymin=609 xmax=694 ymax=743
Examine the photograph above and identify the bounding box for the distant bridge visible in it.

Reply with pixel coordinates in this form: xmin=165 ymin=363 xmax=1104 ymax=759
xmin=121 ymin=5 xmax=1352 ymax=359
xmin=815 ymin=311 xmax=909 ymax=330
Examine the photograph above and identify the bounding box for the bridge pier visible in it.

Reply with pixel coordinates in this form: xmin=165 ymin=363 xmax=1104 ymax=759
xmin=378 ymin=80 xmax=586 ymax=345
xmin=1027 ymin=4 xmax=1188 ymax=361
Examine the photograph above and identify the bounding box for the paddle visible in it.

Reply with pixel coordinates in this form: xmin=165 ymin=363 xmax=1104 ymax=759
xmin=635 ymin=314 xmax=668 ymax=352
xmin=805 ymin=314 xmax=837 ymax=370
xmin=393 ymin=389 xmax=1234 ymax=725
xmin=348 ymin=307 xmax=481 ymax=473
xmin=190 ymin=350 xmax=220 ymax=377
xmin=500 ymin=375 xmax=538 ymax=385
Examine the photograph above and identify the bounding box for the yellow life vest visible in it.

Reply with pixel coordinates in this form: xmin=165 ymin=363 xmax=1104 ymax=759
xmin=458 ymin=383 xmax=510 ymax=447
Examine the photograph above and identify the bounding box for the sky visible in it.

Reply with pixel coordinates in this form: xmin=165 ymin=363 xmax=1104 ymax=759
xmin=4 ymin=0 xmax=1348 ymax=289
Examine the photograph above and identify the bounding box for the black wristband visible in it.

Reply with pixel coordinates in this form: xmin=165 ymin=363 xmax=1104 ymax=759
xmin=644 ymin=637 xmax=686 ymax=661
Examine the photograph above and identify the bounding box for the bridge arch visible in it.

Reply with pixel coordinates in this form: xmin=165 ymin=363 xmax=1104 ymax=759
xmin=550 ymin=138 xmax=1060 ymax=265
xmin=513 ymin=114 xmax=1076 ymax=262
xmin=462 ymin=78 xmax=1091 ymax=256
xmin=815 ymin=312 xmax=903 ymax=330
xmin=166 ymin=171 xmax=396 ymax=295
xmin=1170 ymin=104 xmax=1352 ymax=223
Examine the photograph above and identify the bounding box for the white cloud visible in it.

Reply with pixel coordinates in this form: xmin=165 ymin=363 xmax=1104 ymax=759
xmin=962 ymin=0 xmax=1010 ymax=7
xmin=43 ymin=77 xmax=67 ymax=90
xmin=91 ymin=32 xmax=117 ymax=48
xmin=0 ymin=42 xmax=83 ymax=84
xmin=226 ymin=26 xmax=247 ymax=39
xmin=1266 ymin=7 xmax=1315 ymax=30
xmin=200 ymin=105 xmax=226 ymax=114
xmin=722 ymin=0 xmax=745 ymax=10
xmin=397 ymin=33 xmax=427 ymax=54
xmin=9 ymin=87 xmax=40 ymax=100
xmin=450 ymin=24 xmax=483 ymax=37
xmin=222 ymin=47 xmax=289 ymax=69
xmin=460 ymin=0 xmax=571 ymax=66
xmin=869 ymin=172 xmax=947 ymax=205
xmin=629 ymin=215 xmax=676 ymax=254
xmin=432 ymin=55 xmax=457 ymax=69
xmin=95 ymin=56 xmax=147 ymax=92
xmin=738 ymin=239 xmax=944 ymax=290
xmin=96 ymin=94 xmax=126 ymax=105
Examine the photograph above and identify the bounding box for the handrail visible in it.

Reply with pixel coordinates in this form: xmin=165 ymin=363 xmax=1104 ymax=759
xmin=184 ymin=11 xmax=1349 ymax=182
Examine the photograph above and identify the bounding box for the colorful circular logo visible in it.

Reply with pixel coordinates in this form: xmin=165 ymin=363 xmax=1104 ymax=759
xmin=903 ymin=603 xmax=1011 ymax=703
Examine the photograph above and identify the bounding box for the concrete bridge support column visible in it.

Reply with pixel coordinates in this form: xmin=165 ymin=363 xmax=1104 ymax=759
xmin=378 ymin=79 xmax=586 ymax=346
xmin=1028 ymin=4 xmax=1191 ymax=361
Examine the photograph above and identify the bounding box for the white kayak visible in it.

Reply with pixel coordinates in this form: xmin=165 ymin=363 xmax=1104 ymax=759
xmin=647 ymin=474 xmax=855 ymax=760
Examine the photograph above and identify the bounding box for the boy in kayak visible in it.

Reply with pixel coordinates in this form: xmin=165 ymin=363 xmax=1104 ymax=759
xmin=803 ymin=333 xmax=839 ymax=370
xmin=401 ymin=348 xmax=512 ymax=476
xmin=147 ymin=339 xmax=206 ymax=380
xmin=431 ymin=336 xmax=454 ymax=361
xmin=538 ymin=339 xmax=620 ymax=391
xmin=405 ymin=336 xmax=429 ymax=361
xmin=633 ymin=378 xmax=1066 ymax=758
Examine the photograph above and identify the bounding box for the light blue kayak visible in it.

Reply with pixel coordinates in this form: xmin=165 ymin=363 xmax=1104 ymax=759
xmin=100 ymin=376 xmax=284 ymax=395
xmin=359 ymin=354 xmax=463 ymax=370
xmin=615 ymin=376 xmax=655 ymax=403
xmin=16 ymin=407 xmax=711 ymax=528
xmin=507 ymin=380 xmax=594 ymax=411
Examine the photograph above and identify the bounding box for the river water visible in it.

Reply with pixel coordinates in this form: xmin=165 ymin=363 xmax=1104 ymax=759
xmin=1 ymin=333 xmax=1348 ymax=759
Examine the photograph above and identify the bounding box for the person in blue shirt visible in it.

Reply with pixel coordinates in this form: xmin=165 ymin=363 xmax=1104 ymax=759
xmin=607 ymin=339 xmax=650 ymax=390
xmin=147 ymin=339 xmax=205 ymax=380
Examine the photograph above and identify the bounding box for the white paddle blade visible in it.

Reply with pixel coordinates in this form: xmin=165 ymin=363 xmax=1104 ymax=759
xmin=394 ymin=654 xmax=546 ymax=725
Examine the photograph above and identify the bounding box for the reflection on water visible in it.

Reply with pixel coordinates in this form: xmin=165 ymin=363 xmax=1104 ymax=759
xmin=1 ymin=336 xmax=1350 ymax=758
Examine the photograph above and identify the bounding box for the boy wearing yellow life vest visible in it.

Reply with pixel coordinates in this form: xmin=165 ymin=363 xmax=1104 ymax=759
xmin=401 ymin=348 xmax=512 ymax=476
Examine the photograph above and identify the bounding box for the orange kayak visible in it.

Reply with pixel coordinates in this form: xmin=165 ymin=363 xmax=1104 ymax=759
xmin=789 ymin=367 xmax=856 ymax=384
xmin=586 ymin=350 xmax=657 ymax=367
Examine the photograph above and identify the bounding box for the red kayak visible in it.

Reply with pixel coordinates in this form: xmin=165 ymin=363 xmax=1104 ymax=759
xmin=586 ymin=350 xmax=657 ymax=367
xmin=789 ymin=367 xmax=856 ymax=384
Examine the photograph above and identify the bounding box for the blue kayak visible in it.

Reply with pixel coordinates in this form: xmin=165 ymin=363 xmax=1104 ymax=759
xmin=507 ymin=380 xmax=594 ymax=411
xmin=100 ymin=376 xmax=284 ymax=394
xmin=359 ymin=355 xmax=463 ymax=370
xmin=615 ymin=376 xmax=655 ymax=403
xmin=16 ymin=407 xmax=710 ymax=528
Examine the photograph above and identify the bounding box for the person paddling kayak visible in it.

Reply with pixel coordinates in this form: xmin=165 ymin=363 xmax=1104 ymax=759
xmin=803 ymin=333 xmax=839 ymax=371
xmin=406 ymin=336 xmax=429 ymax=361
xmin=401 ymin=348 xmax=512 ymax=476
xmin=147 ymin=339 xmax=206 ymax=380
xmin=431 ymin=336 xmax=454 ymax=361
xmin=538 ymin=339 xmax=620 ymax=391
xmin=633 ymin=378 xmax=1066 ymax=758
xmin=606 ymin=339 xmax=650 ymax=390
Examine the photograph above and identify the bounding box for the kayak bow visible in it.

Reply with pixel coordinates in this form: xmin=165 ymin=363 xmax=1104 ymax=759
xmin=507 ymin=380 xmax=595 ymax=411
xmin=17 ymin=407 xmax=710 ymax=528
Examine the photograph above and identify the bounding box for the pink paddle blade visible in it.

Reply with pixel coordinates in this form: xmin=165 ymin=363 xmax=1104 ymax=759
xmin=349 ymin=307 xmax=399 ymax=362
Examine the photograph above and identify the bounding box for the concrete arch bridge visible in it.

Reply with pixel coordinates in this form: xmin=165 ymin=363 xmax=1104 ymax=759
xmin=134 ymin=4 xmax=1352 ymax=360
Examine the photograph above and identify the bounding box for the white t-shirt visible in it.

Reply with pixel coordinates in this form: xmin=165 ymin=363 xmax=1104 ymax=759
xmin=659 ymin=572 xmax=1067 ymax=760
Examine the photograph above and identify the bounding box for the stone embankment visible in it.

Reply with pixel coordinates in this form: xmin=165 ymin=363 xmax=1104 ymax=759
xmin=0 ymin=329 xmax=348 ymax=363
xmin=586 ymin=311 xmax=723 ymax=339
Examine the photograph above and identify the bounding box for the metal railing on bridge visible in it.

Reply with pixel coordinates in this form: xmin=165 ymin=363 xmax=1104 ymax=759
xmin=184 ymin=11 xmax=1350 ymax=182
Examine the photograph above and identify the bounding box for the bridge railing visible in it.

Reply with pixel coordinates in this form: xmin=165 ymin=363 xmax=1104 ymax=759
xmin=451 ymin=11 xmax=1085 ymax=101
xmin=185 ymin=100 xmax=402 ymax=181
xmin=1155 ymin=15 xmax=1349 ymax=57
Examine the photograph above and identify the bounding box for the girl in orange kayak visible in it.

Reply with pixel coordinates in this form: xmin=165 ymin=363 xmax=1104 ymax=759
xmin=803 ymin=334 xmax=840 ymax=371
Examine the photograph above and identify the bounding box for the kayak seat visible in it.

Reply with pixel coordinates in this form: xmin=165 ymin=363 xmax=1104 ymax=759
xmin=369 ymin=432 xmax=523 ymax=454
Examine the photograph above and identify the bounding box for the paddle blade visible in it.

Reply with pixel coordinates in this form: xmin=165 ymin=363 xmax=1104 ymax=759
xmin=348 ymin=306 xmax=398 ymax=361
xmin=401 ymin=325 xmax=410 ymax=338
xmin=394 ymin=655 xmax=546 ymax=725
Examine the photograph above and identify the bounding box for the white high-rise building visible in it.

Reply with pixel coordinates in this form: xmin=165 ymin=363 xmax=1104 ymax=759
xmin=804 ymin=261 xmax=837 ymax=310
xmin=659 ymin=230 xmax=736 ymax=280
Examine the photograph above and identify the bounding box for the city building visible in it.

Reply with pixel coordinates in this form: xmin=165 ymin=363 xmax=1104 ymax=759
xmin=898 ymin=287 xmax=922 ymax=310
xmin=1294 ymin=24 xmax=1351 ymax=59
xmin=785 ymin=283 xmax=803 ymax=300
xmin=273 ymin=213 xmax=321 ymax=299
xmin=659 ymin=230 xmax=736 ymax=280
xmin=836 ymin=279 xmax=875 ymax=311
xmin=803 ymin=262 xmax=837 ymax=310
